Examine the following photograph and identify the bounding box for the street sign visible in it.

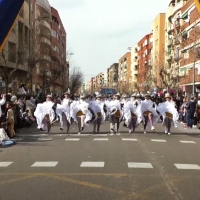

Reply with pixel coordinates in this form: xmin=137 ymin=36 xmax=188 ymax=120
xmin=194 ymin=0 xmax=200 ymax=13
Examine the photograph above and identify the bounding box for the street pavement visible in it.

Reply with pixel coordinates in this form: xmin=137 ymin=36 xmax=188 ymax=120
xmin=1 ymin=121 xmax=200 ymax=200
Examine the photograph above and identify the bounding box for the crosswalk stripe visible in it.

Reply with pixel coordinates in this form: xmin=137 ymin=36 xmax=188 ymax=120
xmin=65 ymin=138 xmax=80 ymax=141
xmin=180 ymin=141 xmax=196 ymax=144
xmin=122 ymin=138 xmax=138 ymax=141
xmin=174 ymin=164 xmax=200 ymax=170
xmin=94 ymin=138 xmax=108 ymax=141
xmin=127 ymin=162 xmax=153 ymax=169
xmin=31 ymin=162 xmax=58 ymax=167
xmin=37 ymin=138 xmax=53 ymax=141
xmin=0 ymin=162 xmax=13 ymax=167
xmin=80 ymin=162 xmax=105 ymax=167
xmin=151 ymin=139 xmax=166 ymax=142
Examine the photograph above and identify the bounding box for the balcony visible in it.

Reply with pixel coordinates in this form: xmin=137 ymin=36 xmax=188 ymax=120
xmin=40 ymin=36 xmax=51 ymax=46
xmin=172 ymin=1 xmax=183 ymax=16
xmin=168 ymin=25 xmax=174 ymax=35
xmin=40 ymin=20 xmax=51 ymax=30
xmin=36 ymin=0 xmax=51 ymax=13
xmin=40 ymin=54 xmax=51 ymax=62
xmin=167 ymin=55 xmax=173 ymax=63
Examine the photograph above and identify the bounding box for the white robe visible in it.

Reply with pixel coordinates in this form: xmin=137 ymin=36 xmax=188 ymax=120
xmin=140 ymin=99 xmax=160 ymax=125
xmin=157 ymin=101 xmax=179 ymax=126
xmin=70 ymin=100 xmax=92 ymax=126
xmin=34 ymin=101 xmax=55 ymax=129
xmin=123 ymin=100 xmax=142 ymax=125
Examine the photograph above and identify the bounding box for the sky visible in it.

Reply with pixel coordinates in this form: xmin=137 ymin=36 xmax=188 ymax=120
xmin=48 ymin=0 xmax=169 ymax=82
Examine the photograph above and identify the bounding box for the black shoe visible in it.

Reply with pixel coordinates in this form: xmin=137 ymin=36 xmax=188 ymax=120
xmin=40 ymin=128 xmax=44 ymax=131
xmin=81 ymin=127 xmax=84 ymax=131
xmin=60 ymin=128 xmax=63 ymax=131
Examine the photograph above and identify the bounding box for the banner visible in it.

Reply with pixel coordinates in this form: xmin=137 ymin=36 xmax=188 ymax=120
xmin=194 ymin=0 xmax=200 ymax=13
xmin=0 ymin=0 xmax=24 ymax=51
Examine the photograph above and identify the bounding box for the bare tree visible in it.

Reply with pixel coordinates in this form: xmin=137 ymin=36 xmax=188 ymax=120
xmin=69 ymin=67 xmax=84 ymax=95
xmin=0 ymin=46 xmax=24 ymax=93
xmin=41 ymin=63 xmax=61 ymax=94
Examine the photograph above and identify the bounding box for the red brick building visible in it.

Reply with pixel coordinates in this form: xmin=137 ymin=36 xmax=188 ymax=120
xmin=137 ymin=33 xmax=152 ymax=92
xmin=178 ymin=0 xmax=200 ymax=95
xmin=50 ymin=7 xmax=67 ymax=93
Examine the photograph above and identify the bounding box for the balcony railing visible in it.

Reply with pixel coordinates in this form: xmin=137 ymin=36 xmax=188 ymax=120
xmin=172 ymin=1 xmax=183 ymax=16
xmin=40 ymin=36 xmax=51 ymax=46
xmin=40 ymin=20 xmax=51 ymax=30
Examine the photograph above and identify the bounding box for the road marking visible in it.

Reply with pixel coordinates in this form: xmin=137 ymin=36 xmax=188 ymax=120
xmin=0 ymin=162 xmax=13 ymax=167
xmin=174 ymin=164 xmax=200 ymax=170
xmin=128 ymin=162 xmax=153 ymax=169
xmin=93 ymin=138 xmax=108 ymax=141
xmin=180 ymin=141 xmax=196 ymax=144
xmin=37 ymin=138 xmax=52 ymax=141
xmin=80 ymin=162 xmax=105 ymax=167
xmin=151 ymin=139 xmax=166 ymax=142
xmin=65 ymin=138 xmax=80 ymax=141
xmin=93 ymin=134 xmax=108 ymax=137
xmin=122 ymin=138 xmax=138 ymax=141
xmin=31 ymin=162 xmax=58 ymax=167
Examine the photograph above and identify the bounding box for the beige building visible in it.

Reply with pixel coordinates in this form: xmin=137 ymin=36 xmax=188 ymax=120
xmin=130 ymin=44 xmax=138 ymax=92
xmin=0 ymin=0 xmax=31 ymax=93
xmin=107 ymin=63 xmax=119 ymax=89
xmin=151 ymin=13 xmax=166 ymax=89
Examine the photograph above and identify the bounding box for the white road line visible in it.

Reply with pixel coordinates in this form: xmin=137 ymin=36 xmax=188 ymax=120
xmin=180 ymin=141 xmax=196 ymax=144
xmin=37 ymin=138 xmax=52 ymax=141
xmin=94 ymin=138 xmax=108 ymax=141
xmin=93 ymin=134 xmax=108 ymax=137
xmin=65 ymin=138 xmax=80 ymax=141
xmin=80 ymin=162 xmax=105 ymax=167
xmin=0 ymin=162 xmax=13 ymax=167
xmin=122 ymin=138 xmax=138 ymax=141
xmin=151 ymin=139 xmax=167 ymax=142
xmin=31 ymin=162 xmax=58 ymax=167
xmin=128 ymin=162 xmax=153 ymax=169
xmin=174 ymin=164 xmax=200 ymax=170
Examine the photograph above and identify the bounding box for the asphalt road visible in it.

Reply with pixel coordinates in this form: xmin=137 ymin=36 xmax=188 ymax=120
xmin=0 ymin=122 xmax=200 ymax=200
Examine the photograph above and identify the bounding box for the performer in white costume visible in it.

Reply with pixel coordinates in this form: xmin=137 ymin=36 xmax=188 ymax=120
xmin=70 ymin=94 xmax=92 ymax=134
xmin=90 ymin=94 xmax=106 ymax=133
xmin=123 ymin=93 xmax=142 ymax=133
xmin=106 ymin=92 xmax=122 ymax=135
xmin=157 ymin=93 xmax=179 ymax=135
xmin=34 ymin=95 xmax=55 ymax=134
xmin=56 ymin=90 xmax=71 ymax=133
xmin=141 ymin=94 xmax=160 ymax=134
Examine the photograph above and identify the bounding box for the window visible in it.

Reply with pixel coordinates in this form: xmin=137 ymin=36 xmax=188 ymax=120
xmin=8 ymin=42 xmax=16 ymax=62
xmin=51 ymin=30 xmax=57 ymax=38
xmin=183 ymin=50 xmax=189 ymax=59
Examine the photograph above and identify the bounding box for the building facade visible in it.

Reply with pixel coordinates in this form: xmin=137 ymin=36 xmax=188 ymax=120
xmin=118 ymin=52 xmax=131 ymax=93
xmin=151 ymin=13 xmax=166 ymax=89
xmin=50 ymin=7 xmax=67 ymax=94
xmin=0 ymin=0 xmax=31 ymax=93
xmin=107 ymin=63 xmax=119 ymax=89
xmin=130 ymin=44 xmax=138 ymax=92
xmin=179 ymin=0 xmax=200 ymax=95
xmin=137 ymin=33 xmax=152 ymax=92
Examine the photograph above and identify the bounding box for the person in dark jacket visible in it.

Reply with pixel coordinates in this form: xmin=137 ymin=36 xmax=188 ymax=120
xmin=186 ymin=96 xmax=196 ymax=128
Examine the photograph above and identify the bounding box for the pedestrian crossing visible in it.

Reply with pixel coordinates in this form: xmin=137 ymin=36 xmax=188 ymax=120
xmin=14 ymin=137 xmax=199 ymax=144
xmin=1 ymin=161 xmax=200 ymax=170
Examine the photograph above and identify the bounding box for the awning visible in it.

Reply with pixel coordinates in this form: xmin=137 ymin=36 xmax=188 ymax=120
xmin=181 ymin=12 xmax=188 ymax=19
xmin=180 ymin=67 xmax=186 ymax=72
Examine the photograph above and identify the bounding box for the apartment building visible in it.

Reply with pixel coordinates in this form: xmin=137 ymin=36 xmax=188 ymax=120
xmin=0 ymin=0 xmax=30 ymax=93
xmin=107 ymin=63 xmax=119 ymax=89
xmin=151 ymin=13 xmax=166 ymax=89
xmin=95 ymin=72 xmax=104 ymax=90
xmin=130 ymin=44 xmax=138 ymax=92
xmin=50 ymin=7 xmax=67 ymax=93
xmin=118 ymin=52 xmax=131 ymax=93
xmin=137 ymin=33 xmax=152 ymax=92
xmin=178 ymin=0 xmax=200 ymax=94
